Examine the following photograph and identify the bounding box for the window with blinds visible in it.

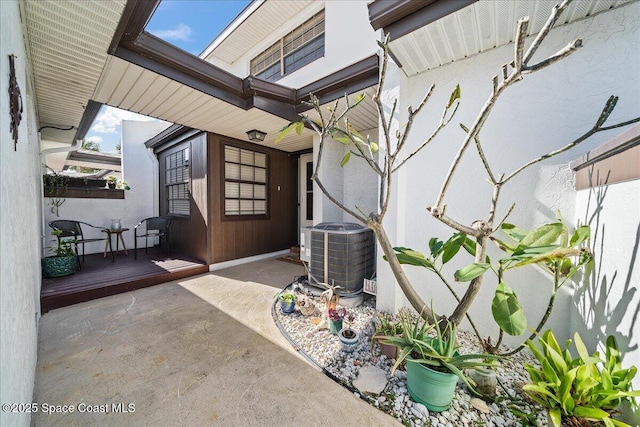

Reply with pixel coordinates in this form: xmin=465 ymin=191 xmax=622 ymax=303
xmin=250 ymin=10 xmax=325 ymax=82
xmin=224 ymin=145 xmax=267 ymax=217
xmin=165 ymin=148 xmax=190 ymax=216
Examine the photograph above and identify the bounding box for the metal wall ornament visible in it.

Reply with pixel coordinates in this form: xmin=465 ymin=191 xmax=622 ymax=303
xmin=8 ymin=54 xmax=23 ymax=151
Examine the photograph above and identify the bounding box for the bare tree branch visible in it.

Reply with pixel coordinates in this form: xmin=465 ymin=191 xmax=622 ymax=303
xmin=523 ymin=39 xmax=583 ymax=73
xmin=502 ymin=96 xmax=639 ymax=184
xmin=427 ymin=207 xmax=481 ymax=237
xmin=523 ymin=0 xmax=572 ymax=65
xmin=493 ymin=203 xmax=516 ymax=233
xmin=394 ymin=84 xmax=435 ymax=158
xmin=514 ymin=17 xmax=529 ymax=71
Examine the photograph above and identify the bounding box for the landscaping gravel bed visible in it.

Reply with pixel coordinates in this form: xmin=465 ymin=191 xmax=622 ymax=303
xmin=274 ymin=286 xmax=546 ymax=427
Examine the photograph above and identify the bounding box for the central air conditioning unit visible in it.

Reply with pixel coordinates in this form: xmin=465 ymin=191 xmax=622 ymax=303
xmin=308 ymin=222 xmax=375 ymax=297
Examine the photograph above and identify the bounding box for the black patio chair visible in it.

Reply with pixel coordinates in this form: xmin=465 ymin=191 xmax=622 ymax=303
xmin=134 ymin=216 xmax=171 ymax=259
xmin=49 ymin=220 xmax=111 ymax=267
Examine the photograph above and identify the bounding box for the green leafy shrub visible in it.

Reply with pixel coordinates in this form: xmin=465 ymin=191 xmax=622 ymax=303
xmin=49 ymin=229 xmax=76 ymax=257
xmin=278 ymin=291 xmax=296 ymax=303
xmin=375 ymin=309 xmax=502 ymax=393
xmin=523 ymin=329 xmax=639 ymax=427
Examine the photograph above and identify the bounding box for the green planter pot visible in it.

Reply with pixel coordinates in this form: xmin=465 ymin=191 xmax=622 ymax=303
xmin=42 ymin=255 xmax=77 ymax=278
xmin=406 ymin=355 xmax=458 ymax=412
xmin=328 ymin=319 xmax=343 ymax=335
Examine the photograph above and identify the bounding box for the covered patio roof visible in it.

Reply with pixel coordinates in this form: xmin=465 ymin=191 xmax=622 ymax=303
xmin=368 ymin=0 xmax=635 ymax=76
xmin=23 ymin=0 xmax=379 ymax=155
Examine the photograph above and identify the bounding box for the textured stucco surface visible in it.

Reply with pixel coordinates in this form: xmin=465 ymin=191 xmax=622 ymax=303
xmin=573 ymin=179 xmax=640 ymax=401
xmin=42 ymin=121 xmax=169 ymax=254
xmin=376 ymin=1 xmax=639 ymax=351
xmin=1 ymin=1 xmax=43 ymax=426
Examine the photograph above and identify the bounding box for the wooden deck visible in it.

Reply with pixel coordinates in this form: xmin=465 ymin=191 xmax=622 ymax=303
xmin=41 ymin=247 xmax=209 ymax=313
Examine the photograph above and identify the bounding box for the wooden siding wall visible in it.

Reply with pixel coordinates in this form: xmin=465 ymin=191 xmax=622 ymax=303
xmin=157 ymin=134 xmax=209 ymax=263
xmin=208 ymin=134 xmax=297 ymax=263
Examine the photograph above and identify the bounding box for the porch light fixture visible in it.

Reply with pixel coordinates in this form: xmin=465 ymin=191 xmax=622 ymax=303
xmin=246 ymin=129 xmax=267 ymax=142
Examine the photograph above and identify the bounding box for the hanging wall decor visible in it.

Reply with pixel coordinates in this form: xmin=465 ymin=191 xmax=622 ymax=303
xmin=8 ymin=54 xmax=23 ymax=151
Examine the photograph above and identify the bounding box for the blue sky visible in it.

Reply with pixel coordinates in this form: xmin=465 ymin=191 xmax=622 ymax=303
xmin=86 ymin=0 xmax=251 ymax=153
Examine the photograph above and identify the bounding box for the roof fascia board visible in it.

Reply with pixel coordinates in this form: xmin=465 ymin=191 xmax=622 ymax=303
xmin=244 ymin=77 xmax=297 ymax=105
xmin=132 ymin=33 xmax=246 ymax=95
xmin=145 ymin=124 xmax=198 ymax=149
xmin=369 ymin=0 xmax=436 ymax=30
xmin=69 ymin=150 xmax=122 ymax=166
xmin=109 ymin=0 xmax=161 ymax=54
xmin=113 ymin=43 xmax=249 ymax=109
xmin=247 ymin=97 xmax=300 ymax=124
xmin=369 ymin=0 xmax=477 ymax=40
xmin=296 ymin=55 xmax=379 ymax=111
xmin=151 ymin=129 xmax=204 ymax=154
xmin=73 ymin=100 xmax=103 ymax=142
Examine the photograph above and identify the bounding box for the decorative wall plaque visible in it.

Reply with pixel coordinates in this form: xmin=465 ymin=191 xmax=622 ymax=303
xmin=8 ymin=54 xmax=23 ymax=151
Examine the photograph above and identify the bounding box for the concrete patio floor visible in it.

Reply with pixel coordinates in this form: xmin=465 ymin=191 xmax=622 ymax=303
xmin=33 ymin=257 xmax=398 ymax=426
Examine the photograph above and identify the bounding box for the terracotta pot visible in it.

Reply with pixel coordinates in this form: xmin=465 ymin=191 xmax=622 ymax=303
xmin=373 ymin=333 xmax=400 ymax=359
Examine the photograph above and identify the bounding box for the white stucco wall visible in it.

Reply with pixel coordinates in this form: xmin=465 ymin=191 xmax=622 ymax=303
xmin=211 ymin=1 xmax=378 ymax=88
xmin=43 ymin=121 xmax=169 ymax=254
xmin=573 ymin=178 xmax=640 ymax=399
xmin=377 ymin=3 xmax=639 ymax=350
xmin=1 ymin=1 xmax=43 ymax=425
xmin=341 ymin=126 xmax=379 ymax=223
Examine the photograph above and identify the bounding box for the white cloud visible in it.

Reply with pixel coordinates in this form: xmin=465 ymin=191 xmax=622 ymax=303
xmin=85 ymin=135 xmax=103 ymax=144
xmin=152 ymin=24 xmax=192 ymax=42
xmin=90 ymin=107 xmax=160 ymax=134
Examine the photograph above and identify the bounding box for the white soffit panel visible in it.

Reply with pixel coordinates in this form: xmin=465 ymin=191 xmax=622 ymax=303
xmin=23 ymin=0 xmax=127 ymax=143
xmin=389 ymin=0 xmax=635 ymax=76
xmin=309 ymin=87 xmax=379 ymax=134
xmin=203 ymin=0 xmax=314 ymax=65
xmin=95 ymin=57 xmax=314 ymax=152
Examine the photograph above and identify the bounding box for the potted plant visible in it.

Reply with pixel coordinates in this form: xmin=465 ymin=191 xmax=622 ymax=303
xmin=43 ymin=172 xmax=69 ymax=216
xmin=338 ymin=311 xmax=359 ymax=353
xmin=377 ymin=309 xmax=502 ymax=412
xmin=371 ymin=310 xmax=403 ymax=359
xmin=327 ymin=307 xmax=346 ymax=335
xmin=278 ymin=291 xmax=296 ymax=314
xmin=106 ymin=175 xmax=131 ymax=190
xmin=523 ymin=329 xmax=639 ymax=427
xmin=107 ymin=175 xmax=117 ymax=189
xmin=41 ymin=229 xmax=77 ymax=278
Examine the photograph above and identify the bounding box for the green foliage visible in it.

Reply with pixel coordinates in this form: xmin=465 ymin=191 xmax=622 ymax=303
xmin=392 ymin=216 xmax=592 ymax=338
xmin=491 ymin=282 xmax=526 ymax=336
xmin=373 ymin=311 xmax=403 ymax=336
xmin=43 ymin=173 xmax=69 ymax=216
xmin=82 ymin=140 xmax=101 ymax=151
xmin=49 ymin=229 xmax=76 ymax=258
xmin=275 ymin=92 xmax=378 ymax=166
xmin=278 ymin=291 xmax=296 ymax=303
xmin=523 ymin=330 xmax=639 ymax=427
xmin=107 ymin=175 xmax=131 ymax=190
xmin=374 ymin=309 xmax=502 ymax=394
